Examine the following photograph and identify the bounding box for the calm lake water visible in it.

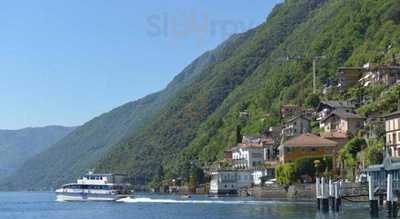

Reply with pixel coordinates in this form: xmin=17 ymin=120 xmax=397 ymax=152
xmin=0 ymin=192 xmax=384 ymax=219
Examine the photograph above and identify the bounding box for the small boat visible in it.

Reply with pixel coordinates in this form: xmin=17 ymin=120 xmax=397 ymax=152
xmin=181 ymin=194 xmax=192 ymax=199
xmin=55 ymin=172 xmax=132 ymax=202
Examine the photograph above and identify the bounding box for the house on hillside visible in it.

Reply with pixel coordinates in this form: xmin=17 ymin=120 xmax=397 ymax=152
xmin=384 ymin=111 xmax=400 ymax=157
xmin=359 ymin=63 xmax=400 ymax=87
xmin=321 ymin=110 xmax=364 ymax=135
xmin=337 ymin=67 xmax=363 ymax=92
xmin=317 ymin=101 xmax=355 ymax=126
xmin=231 ymin=135 xmax=275 ymax=169
xmin=320 ymin=131 xmax=348 ymax=149
xmin=281 ymin=115 xmax=310 ymax=137
xmin=279 ymin=133 xmax=337 ymax=164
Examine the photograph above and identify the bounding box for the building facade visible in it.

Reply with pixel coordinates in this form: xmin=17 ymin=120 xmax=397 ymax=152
xmin=232 ymin=145 xmax=265 ymax=169
xmin=359 ymin=63 xmax=400 ymax=87
xmin=281 ymin=115 xmax=310 ymax=137
xmin=231 ymin=135 xmax=275 ymax=169
xmin=337 ymin=67 xmax=363 ymax=92
xmin=321 ymin=110 xmax=364 ymax=135
xmin=279 ymin=133 xmax=337 ymax=163
xmin=209 ymin=170 xmax=253 ymax=194
xmin=317 ymin=101 xmax=355 ymax=127
xmin=384 ymin=111 xmax=400 ymax=157
xmin=209 ymin=169 xmax=274 ymax=194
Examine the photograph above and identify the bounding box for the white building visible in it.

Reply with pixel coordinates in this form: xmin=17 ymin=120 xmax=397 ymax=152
xmin=209 ymin=170 xmax=252 ymax=194
xmin=231 ymin=136 xmax=275 ymax=169
xmin=209 ymin=169 xmax=274 ymax=194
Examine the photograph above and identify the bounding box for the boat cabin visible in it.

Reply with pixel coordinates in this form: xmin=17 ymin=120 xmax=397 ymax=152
xmin=77 ymin=173 xmax=128 ymax=185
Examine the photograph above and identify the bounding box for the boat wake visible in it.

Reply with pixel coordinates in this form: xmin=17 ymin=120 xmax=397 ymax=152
xmin=117 ymin=197 xmax=308 ymax=205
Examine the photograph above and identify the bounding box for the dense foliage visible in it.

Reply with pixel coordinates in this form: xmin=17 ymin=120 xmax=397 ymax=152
xmin=276 ymin=156 xmax=332 ymax=185
xmin=275 ymin=163 xmax=296 ymax=186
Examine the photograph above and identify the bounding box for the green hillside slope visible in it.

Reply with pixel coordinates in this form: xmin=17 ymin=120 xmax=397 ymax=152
xmin=0 ymin=29 xmax=248 ymax=190
xmin=98 ymin=0 xmax=400 ymax=183
xmin=0 ymin=126 xmax=75 ymax=179
xmin=96 ymin=0 xmax=331 ymax=182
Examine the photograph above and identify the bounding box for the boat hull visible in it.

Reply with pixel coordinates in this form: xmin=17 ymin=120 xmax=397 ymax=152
xmin=56 ymin=192 xmax=129 ymax=202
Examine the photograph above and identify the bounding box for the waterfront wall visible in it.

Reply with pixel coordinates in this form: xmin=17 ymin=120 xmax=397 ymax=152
xmin=242 ymin=184 xmax=315 ymax=200
xmin=243 ymin=182 xmax=367 ymax=201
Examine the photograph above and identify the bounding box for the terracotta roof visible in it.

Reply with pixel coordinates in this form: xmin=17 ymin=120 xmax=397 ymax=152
xmin=320 ymin=132 xmax=348 ymax=139
xmin=282 ymin=133 xmax=337 ymax=147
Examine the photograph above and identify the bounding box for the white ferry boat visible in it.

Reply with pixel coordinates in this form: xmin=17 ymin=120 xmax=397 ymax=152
xmin=55 ymin=172 xmax=132 ymax=201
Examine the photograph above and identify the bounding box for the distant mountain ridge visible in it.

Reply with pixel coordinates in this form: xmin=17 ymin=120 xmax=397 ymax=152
xmin=0 ymin=126 xmax=75 ymax=179
xmin=0 ymin=39 xmax=226 ymax=190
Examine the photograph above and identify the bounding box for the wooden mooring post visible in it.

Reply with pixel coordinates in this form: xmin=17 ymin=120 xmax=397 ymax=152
xmin=316 ymin=177 xmax=321 ymax=210
xmin=368 ymin=174 xmax=379 ymax=217
xmin=387 ymin=173 xmax=398 ymax=218
xmin=316 ymin=177 xmax=338 ymax=212
xmin=321 ymin=177 xmax=329 ymax=212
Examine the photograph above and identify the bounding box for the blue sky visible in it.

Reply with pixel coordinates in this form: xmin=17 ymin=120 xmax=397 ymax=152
xmin=0 ymin=0 xmax=281 ymax=129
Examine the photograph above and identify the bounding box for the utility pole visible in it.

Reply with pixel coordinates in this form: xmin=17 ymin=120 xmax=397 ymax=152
xmin=313 ymin=59 xmax=317 ymax=94
xmin=312 ymin=56 xmax=326 ymax=94
xmin=278 ymin=55 xmax=326 ymax=94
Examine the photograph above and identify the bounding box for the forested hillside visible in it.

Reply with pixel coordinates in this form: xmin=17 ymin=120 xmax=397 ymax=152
xmin=3 ymin=0 xmax=400 ymax=190
xmin=97 ymin=0 xmax=400 ymax=183
xmin=0 ymin=126 xmax=75 ymax=179
xmin=0 ymin=28 xmax=248 ymax=190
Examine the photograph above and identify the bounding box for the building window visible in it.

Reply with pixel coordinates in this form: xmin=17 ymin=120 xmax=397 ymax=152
xmin=398 ymin=132 xmax=400 ymax=144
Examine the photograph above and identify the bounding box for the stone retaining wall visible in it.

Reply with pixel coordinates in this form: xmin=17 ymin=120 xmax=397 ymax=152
xmin=243 ymin=182 xmax=366 ymax=200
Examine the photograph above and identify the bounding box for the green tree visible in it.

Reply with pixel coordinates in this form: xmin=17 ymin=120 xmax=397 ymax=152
xmin=341 ymin=137 xmax=367 ymax=181
xmin=364 ymin=140 xmax=384 ymax=166
xmin=275 ymin=163 xmax=296 ymax=186
xmin=305 ymin=93 xmax=321 ymax=108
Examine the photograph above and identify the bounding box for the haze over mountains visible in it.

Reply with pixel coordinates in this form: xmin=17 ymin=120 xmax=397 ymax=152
xmin=2 ymin=0 xmax=400 ymax=190
xmin=0 ymin=126 xmax=75 ymax=180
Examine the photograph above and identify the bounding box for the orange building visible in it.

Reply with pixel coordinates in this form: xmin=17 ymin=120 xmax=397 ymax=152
xmin=279 ymin=133 xmax=337 ymax=163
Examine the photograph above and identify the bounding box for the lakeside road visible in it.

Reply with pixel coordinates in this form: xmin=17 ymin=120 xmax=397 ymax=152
xmin=0 ymin=192 xmax=377 ymax=219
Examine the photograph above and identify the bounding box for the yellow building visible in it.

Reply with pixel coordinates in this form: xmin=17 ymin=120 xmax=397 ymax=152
xmin=279 ymin=133 xmax=337 ymax=163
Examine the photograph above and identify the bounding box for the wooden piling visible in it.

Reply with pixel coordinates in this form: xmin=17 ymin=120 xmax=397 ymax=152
xmin=316 ymin=177 xmax=320 ymax=210
xmin=387 ymin=173 xmax=396 ymax=217
xmin=368 ymin=174 xmax=379 ymax=217
xmin=321 ymin=177 xmax=329 ymax=212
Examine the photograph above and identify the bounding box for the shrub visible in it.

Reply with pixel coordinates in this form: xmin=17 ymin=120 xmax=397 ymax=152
xmin=364 ymin=140 xmax=384 ymax=166
xmin=275 ymin=163 xmax=296 ymax=186
xmin=294 ymin=156 xmax=332 ymax=178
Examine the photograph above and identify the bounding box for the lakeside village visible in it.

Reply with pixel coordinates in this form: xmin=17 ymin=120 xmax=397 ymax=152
xmin=152 ymin=58 xmax=400 ymax=212
xmin=206 ymin=60 xmax=400 ymax=197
